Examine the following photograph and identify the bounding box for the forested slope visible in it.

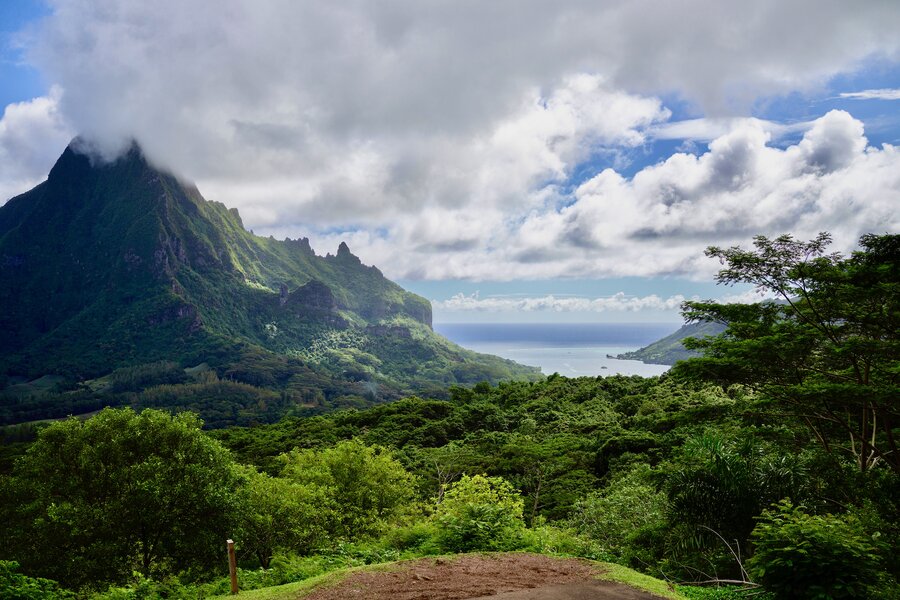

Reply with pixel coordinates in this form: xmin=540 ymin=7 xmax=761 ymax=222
xmin=0 ymin=142 xmax=540 ymax=425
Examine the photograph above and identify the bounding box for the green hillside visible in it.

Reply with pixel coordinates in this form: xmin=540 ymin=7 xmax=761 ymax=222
xmin=616 ymin=321 xmax=726 ymax=365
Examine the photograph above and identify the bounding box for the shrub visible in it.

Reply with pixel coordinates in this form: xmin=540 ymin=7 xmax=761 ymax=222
xmin=433 ymin=474 xmax=525 ymax=552
xmin=382 ymin=521 xmax=441 ymax=554
xmin=677 ymin=585 xmax=774 ymax=600
xmin=569 ymin=465 xmax=667 ymax=564
xmin=90 ymin=574 xmax=194 ymax=600
xmin=662 ymin=432 xmax=809 ymax=581
xmin=517 ymin=521 xmax=607 ymax=559
xmin=748 ymin=501 xmax=886 ymax=600
xmin=667 ymin=433 xmax=806 ymax=548
xmin=280 ymin=439 xmax=415 ymax=539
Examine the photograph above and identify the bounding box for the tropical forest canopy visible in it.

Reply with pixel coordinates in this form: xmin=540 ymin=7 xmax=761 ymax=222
xmin=0 ymin=232 xmax=897 ymax=600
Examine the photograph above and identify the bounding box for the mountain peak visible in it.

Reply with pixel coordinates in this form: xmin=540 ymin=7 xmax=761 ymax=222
xmin=46 ymin=143 xmax=91 ymax=183
xmin=331 ymin=241 xmax=363 ymax=266
xmin=1 ymin=141 xmax=435 ymax=369
xmin=47 ymin=137 xmax=157 ymax=186
xmin=71 ymin=136 xmax=147 ymax=162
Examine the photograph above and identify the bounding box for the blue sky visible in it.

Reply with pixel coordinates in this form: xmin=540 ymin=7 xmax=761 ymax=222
xmin=1 ymin=1 xmax=898 ymax=324
xmin=0 ymin=1 xmax=47 ymax=108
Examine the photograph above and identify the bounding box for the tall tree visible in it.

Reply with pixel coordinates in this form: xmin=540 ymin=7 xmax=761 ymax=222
xmin=0 ymin=408 xmax=239 ymax=586
xmin=674 ymin=233 xmax=900 ymax=474
xmin=234 ymin=468 xmax=330 ymax=569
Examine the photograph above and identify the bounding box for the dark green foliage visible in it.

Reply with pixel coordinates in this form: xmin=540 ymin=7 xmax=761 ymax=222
xmin=748 ymin=501 xmax=888 ymax=600
xmin=0 ymin=369 xmax=897 ymax=595
xmin=657 ymin=431 xmax=812 ymax=581
xmin=108 ymin=361 xmax=187 ymax=393
xmin=666 ymin=432 xmax=807 ymax=549
xmin=86 ymin=575 xmax=196 ymax=600
xmin=677 ymin=586 xmax=773 ymax=600
xmin=132 ymin=378 xmax=288 ymax=428
xmin=674 ymin=233 xmax=900 ymax=475
xmin=0 ymin=408 xmax=239 ymax=587
xmin=0 ymin=386 xmax=110 ymax=425
xmin=205 ymin=371 xmax=895 ymax=591
xmin=212 ymin=375 xmax=743 ymax=531
xmin=569 ymin=465 xmax=668 ymax=565
xmin=667 ymin=233 xmax=899 ymax=593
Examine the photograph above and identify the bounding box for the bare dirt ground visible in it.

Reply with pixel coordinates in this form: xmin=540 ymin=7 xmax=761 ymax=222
xmin=300 ymin=553 xmax=669 ymax=600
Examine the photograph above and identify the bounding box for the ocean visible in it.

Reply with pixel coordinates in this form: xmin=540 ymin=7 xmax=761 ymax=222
xmin=435 ymin=322 xmax=676 ymax=378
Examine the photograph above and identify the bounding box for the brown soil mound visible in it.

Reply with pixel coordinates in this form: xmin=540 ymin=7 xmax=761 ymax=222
xmin=300 ymin=553 xmax=668 ymax=600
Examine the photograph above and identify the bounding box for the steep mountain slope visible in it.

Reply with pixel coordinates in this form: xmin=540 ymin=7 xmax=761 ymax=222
xmin=616 ymin=321 xmax=726 ymax=365
xmin=0 ymin=141 xmax=539 ymax=425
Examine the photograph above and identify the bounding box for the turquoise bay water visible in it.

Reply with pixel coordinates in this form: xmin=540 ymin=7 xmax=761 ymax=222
xmin=435 ymin=323 xmax=676 ymax=378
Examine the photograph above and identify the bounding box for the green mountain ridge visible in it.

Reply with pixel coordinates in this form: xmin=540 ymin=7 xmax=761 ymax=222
xmin=0 ymin=141 xmax=540 ymax=426
xmin=616 ymin=321 xmax=726 ymax=365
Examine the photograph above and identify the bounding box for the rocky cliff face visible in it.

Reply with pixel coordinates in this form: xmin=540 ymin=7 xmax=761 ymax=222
xmin=280 ymin=280 xmax=347 ymax=327
xmin=287 ymin=280 xmax=337 ymax=311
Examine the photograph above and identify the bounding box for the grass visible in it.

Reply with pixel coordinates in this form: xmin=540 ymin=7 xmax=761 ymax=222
xmin=210 ymin=572 xmax=342 ymax=600
xmin=597 ymin=561 xmax=684 ymax=599
xmin=209 ymin=563 xmax=377 ymax=600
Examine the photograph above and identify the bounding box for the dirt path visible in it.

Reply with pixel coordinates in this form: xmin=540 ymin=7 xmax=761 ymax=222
xmin=300 ymin=553 xmax=670 ymax=600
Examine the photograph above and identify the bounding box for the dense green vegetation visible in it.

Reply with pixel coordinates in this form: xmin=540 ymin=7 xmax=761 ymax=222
xmin=0 ymin=367 xmax=892 ymax=598
xmin=1 ymin=409 xmax=238 ymax=587
xmin=677 ymin=233 xmax=900 ymax=476
xmin=0 ymin=231 xmax=896 ymax=600
xmin=2 ymin=375 xmax=897 ymax=597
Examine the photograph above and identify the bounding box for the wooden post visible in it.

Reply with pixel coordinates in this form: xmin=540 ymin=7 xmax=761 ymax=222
xmin=227 ymin=539 xmax=238 ymax=595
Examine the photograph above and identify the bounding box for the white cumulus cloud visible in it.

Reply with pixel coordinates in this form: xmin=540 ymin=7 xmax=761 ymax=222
xmin=0 ymin=1 xmax=897 ymax=284
xmin=469 ymin=110 xmax=898 ymax=281
xmin=432 ymin=287 xmax=777 ymax=314
xmin=310 ymin=110 xmax=896 ymax=281
xmin=0 ymin=87 xmax=73 ymax=202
